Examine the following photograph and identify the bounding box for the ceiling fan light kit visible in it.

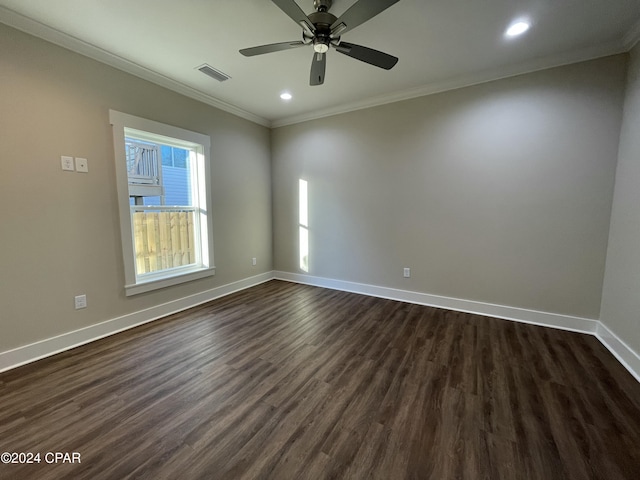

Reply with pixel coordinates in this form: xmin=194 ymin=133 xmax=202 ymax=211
xmin=240 ymin=0 xmax=401 ymax=86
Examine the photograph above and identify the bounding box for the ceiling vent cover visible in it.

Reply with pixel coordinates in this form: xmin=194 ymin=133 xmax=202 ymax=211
xmin=197 ymin=64 xmax=231 ymax=82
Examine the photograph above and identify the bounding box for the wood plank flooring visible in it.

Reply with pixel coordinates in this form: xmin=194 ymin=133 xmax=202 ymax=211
xmin=1 ymin=280 xmax=639 ymax=479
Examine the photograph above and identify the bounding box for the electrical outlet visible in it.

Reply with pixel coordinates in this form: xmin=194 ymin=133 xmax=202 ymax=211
xmin=75 ymin=157 xmax=88 ymax=173
xmin=252 ymin=257 xmax=257 ymax=266
xmin=403 ymin=267 xmax=411 ymax=278
xmin=61 ymin=156 xmax=75 ymax=171
xmin=74 ymin=294 xmax=87 ymax=309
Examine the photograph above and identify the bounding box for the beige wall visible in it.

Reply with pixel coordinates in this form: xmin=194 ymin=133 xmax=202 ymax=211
xmin=1 ymin=19 xmax=636 ymax=362
xmin=0 ymin=24 xmax=272 ymax=352
xmin=601 ymin=44 xmax=640 ymax=354
xmin=272 ymin=55 xmax=627 ymax=319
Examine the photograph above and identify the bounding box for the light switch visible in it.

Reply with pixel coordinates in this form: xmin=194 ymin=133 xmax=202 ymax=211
xmin=74 ymin=294 xmax=87 ymax=309
xmin=75 ymin=157 xmax=88 ymax=173
xmin=61 ymin=156 xmax=75 ymax=171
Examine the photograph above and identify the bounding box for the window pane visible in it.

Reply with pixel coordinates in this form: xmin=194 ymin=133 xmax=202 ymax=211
xmin=144 ymin=196 xmax=162 ymax=206
xmin=163 ymin=158 xmax=191 ymax=206
xmin=173 ymin=148 xmax=188 ymax=168
xmin=128 ymin=141 xmax=197 ymax=273
xmin=161 ymin=145 xmax=173 ymax=167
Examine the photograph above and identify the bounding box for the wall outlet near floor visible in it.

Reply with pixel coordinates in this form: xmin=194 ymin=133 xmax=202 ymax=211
xmin=252 ymin=257 xmax=257 ymax=266
xmin=403 ymin=267 xmax=411 ymax=278
xmin=74 ymin=294 xmax=87 ymax=310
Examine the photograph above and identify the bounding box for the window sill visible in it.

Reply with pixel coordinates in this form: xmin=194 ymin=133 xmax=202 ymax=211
xmin=125 ymin=267 xmax=216 ymax=296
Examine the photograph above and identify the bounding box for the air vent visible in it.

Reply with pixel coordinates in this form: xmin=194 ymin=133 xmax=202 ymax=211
xmin=196 ymin=64 xmax=231 ymax=82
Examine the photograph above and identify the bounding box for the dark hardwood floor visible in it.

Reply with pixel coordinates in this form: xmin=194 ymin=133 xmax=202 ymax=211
xmin=1 ymin=280 xmax=639 ymax=479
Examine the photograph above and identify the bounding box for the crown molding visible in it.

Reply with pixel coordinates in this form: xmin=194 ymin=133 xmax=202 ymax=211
xmin=2 ymin=5 xmax=633 ymax=130
xmin=271 ymin=40 xmax=627 ymax=128
xmin=0 ymin=6 xmax=270 ymax=127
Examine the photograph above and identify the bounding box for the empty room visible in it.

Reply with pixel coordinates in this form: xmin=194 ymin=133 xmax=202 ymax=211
xmin=1 ymin=0 xmax=640 ymax=479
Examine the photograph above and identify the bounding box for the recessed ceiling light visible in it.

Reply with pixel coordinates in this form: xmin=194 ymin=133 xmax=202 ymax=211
xmin=280 ymin=92 xmax=292 ymax=101
xmin=505 ymin=21 xmax=530 ymax=37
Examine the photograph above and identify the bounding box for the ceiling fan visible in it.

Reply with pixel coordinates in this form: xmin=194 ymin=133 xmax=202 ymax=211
xmin=240 ymin=0 xmax=401 ymax=86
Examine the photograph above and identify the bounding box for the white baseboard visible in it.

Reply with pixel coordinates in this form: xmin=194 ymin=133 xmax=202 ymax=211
xmin=596 ymin=322 xmax=640 ymax=383
xmin=274 ymin=271 xmax=640 ymax=383
xmin=0 ymin=272 xmax=274 ymax=373
xmin=274 ymin=271 xmax=598 ymax=333
xmin=3 ymin=270 xmax=638 ymax=384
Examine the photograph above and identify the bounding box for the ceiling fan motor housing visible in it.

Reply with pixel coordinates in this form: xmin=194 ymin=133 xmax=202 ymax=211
xmin=308 ymin=2 xmax=338 ymax=53
xmin=308 ymin=11 xmax=337 ymax=31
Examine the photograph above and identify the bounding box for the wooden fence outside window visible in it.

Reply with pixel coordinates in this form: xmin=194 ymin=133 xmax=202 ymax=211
xmin=131 ymin=208 xmax=196 ymax=275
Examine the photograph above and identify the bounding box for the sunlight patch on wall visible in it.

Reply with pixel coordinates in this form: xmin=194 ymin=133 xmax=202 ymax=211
xmin=299 ymin=179 xmax=309 ymax=272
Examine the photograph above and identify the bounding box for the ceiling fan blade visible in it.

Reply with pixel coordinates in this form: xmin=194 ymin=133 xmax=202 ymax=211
xmin=310 ymin=52 xmax=326 ymax=86
xmin=330 ymin=0 xmax=401 ymax=36
xmin=271 ymin=0 xmax=315 ymax=34
xmin=335 ymin=42 xmax=398 ymax=70
xmin=240 ymin=41 xmax=305 ymax=57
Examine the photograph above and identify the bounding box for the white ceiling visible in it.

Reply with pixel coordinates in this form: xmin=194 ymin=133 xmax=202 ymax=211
xmin=1 ymin=0 xmax=639 ymax=127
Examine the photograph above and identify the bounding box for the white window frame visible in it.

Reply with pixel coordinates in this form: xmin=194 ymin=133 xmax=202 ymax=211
xmin=110 ymin=110 xmax=215 ymax=296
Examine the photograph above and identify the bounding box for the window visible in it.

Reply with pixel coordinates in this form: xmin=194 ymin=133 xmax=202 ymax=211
xmin=110 ymin=110 xmax=214 ymax=295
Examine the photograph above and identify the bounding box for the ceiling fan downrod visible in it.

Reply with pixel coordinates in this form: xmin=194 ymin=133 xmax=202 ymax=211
xmin=313 ymin=0 xmax=332 ymax=12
